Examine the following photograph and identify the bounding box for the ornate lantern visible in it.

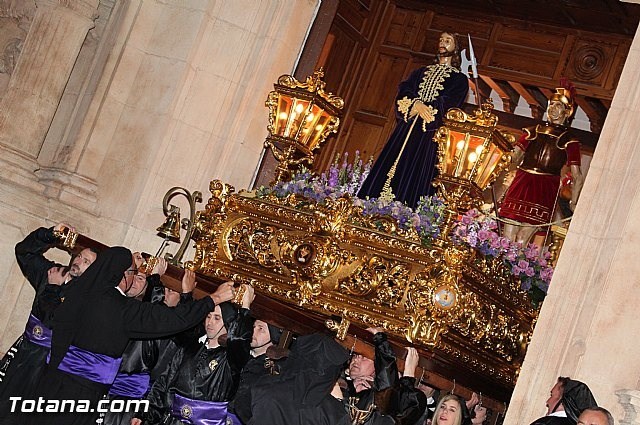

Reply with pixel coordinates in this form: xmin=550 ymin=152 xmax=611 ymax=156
xmin=265 ymin=69 xmax=344 ymax=183
xmin=433 ymin=100 xmax=514 ymax=235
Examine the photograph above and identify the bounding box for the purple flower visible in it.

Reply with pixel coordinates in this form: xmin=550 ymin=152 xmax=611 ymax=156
xmin=524 ymin=244 xmax=539 ymax=260
xmin=477 ymin=229 xmax=490 ymax=241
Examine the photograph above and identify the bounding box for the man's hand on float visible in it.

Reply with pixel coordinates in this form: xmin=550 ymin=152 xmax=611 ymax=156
xmin=181 ymin=269 xmax=197 ymax=293
xmin=210 ymin=281 xmax=235 ymax=305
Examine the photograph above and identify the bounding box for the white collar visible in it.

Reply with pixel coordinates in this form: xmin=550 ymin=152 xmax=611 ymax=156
xmin=549 ymin=411 xmax=567 ymax=418
xmin=115 ymin=286 xmax=127 ymax=296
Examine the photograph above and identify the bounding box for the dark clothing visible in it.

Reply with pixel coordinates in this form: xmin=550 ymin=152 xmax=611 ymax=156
xmin=104 ymin=280 xmax=198 ymax=425
xmin=229 ymin=353 xmax=280 ymax=424
xmin=0 ymin=227 xmax=64 ymax=422
xmin=358 ymin=64 xmax=469 ymax=208
xmin=249 ymin=333 xmax=350 ymax=425
xmin=342 ymin=333 xmax=426 ymax=425
xmin=343 ymin=332 xmax=397 ymax=425
xmin=26 ymin=247 xmax=215 ymax=425
xmin=143 ymin=307 xmax=253 ymax=425
xmin=394 ymin=377 xmax=428 ymax=425
xmin=529 ymin=415 xmax=574 ymax=425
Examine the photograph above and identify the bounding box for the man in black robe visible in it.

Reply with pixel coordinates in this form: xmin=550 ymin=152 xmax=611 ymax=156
xmin=248 ymin=333 xmax=351 ymax=425
xmin=342 ymin=329 xmax=428 ymax=425
xmin=229 ymin=319 xmax=282 ymax=424
xmin=136 ymin=286 xmax=255 ymax=425
xmin=18 ymin=246 xmax=234 ymax=425
xmin=529 ymin=377 xmax=597 ymax=425
xmin=0 ymin=224 xmax=98 ymax=421
xmin=103 ymin=262 xmax=197 ymax=425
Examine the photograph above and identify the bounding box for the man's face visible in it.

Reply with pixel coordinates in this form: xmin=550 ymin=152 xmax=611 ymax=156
xmin=164 ymin=287 xmax=180 ymax=307
xmin=349 ymin=354 xmax=375 ymax=379
xmin=546 ymin=382 xmax=564 ymax=414
xmin=577 ymin=410 xmax=609 ymax=425
xmin=251 ymin=320 xmax=272 ymax=349
xmin=205 ymin=305 xmax=226 ymax=339
xmin=439 ymin=32 xmax=456 ymax=54
xmin=125 ymin=273 xmax=148 ymax=298
xmin=69 ymin=248 xmax=97 ymax=277
xmin=547 ymin=100 xmax=569 ymax=125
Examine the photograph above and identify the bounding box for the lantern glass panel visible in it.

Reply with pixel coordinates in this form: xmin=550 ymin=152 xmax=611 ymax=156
xmin=475 ymin=143 xmax=505 ymax=189
xmin=299 ymin=104 xmax=324 ymax=148
xmin=275 ymin=95 xmax=293 ymax=136
xmin=447 ymin=132 xmax=486 ymax=179
xmin=306 ymin=110 xmax=332 ymax=150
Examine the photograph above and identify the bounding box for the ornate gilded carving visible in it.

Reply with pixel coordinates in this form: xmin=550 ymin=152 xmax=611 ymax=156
xmin=190 ymin=182 xmax=537 ymax=387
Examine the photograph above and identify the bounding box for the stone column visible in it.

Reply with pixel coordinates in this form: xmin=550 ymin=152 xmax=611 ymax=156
xmin=0 ymin=0 xmax=98 ymax=158
xmin=504 ymin=22 xmax=640 ymax=425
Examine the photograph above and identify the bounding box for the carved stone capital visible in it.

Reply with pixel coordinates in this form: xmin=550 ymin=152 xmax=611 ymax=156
xmin=617 ymin=389 xmax=640 ymax=425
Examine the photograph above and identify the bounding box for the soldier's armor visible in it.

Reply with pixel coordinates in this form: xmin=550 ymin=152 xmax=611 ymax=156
xmin=519 ymin=124 xmax=575 ymax=175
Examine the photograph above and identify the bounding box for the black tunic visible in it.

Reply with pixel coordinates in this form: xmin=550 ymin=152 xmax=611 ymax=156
xmin=0 ymin=227 xmax=64 ymax=421
xmin=26 ymin=246 xmax=216 ymax=425
xmin=143 ymin=307 xmax=252 ymax=425
xmin=229 ymin=353 xmax=282 ymax=424
xmin=248 ymin=333 xmax=351 ymax=425
xmin=529 ymin=416 xmax=574 ymax=425
xmin=104 ymin=278 xmax=198 ymax=425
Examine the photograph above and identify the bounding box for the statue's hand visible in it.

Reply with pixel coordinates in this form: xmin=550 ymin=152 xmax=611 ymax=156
xmin=411 ymin=101 xmax=435 ymax=123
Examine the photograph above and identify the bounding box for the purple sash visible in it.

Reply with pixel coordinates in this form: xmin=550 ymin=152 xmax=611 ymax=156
xmin=58 ymin=345 xmax=122 ymax=385
xmin=171 ymin=393 xmax=241 ymax=425
xmin=108 ymin=372 xmax=151 ymax=398
xmin=23 ymin=314 xmax=52 ymax=348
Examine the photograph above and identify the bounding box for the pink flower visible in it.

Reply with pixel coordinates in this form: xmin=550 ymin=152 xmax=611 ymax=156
xmin=524 ymin=244 xmax=539 ymax=260
xmin=540 ymin=267 xmax=554 ymax=282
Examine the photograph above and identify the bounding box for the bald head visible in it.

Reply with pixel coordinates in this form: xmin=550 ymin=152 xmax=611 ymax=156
xmin=577 ymin=408 xmax=613 ymax=425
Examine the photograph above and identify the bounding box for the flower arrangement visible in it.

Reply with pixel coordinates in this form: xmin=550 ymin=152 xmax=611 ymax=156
xmin=257 ymin=153 xmax=553 ymax=304
xmin=257 ymin=152 xmax=446 ymax=243
xmin=452 ymin=209 xmax=553 ymax=300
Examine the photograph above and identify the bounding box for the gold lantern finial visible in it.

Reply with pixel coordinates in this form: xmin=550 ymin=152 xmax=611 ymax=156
xmin=264 ymin=69 xmax=344 ymax=184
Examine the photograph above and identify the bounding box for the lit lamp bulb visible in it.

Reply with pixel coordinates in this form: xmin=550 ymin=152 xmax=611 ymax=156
xmin=279 ymin=112 xmax=288 ymax=120
xmin=475 ymin=145 xmax=483 ymax=154
xmin=468 ymin=152 xmax=478 ymax=163
xmin=315 ymin=124 xmax=323 ymax=131
xmin=456 ymin=140 xmax=465 ymax=151
xmin=306 ymin=113 xmax=315 ymax=122
xmin=295 ymin=103 xmax=305 ymax=114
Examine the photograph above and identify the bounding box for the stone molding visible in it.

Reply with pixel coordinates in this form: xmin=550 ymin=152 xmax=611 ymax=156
xmin=617 ymin=390 xmax=640 ymax=425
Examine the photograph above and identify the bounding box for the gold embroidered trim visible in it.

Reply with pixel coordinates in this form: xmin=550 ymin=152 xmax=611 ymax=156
xmin=418 ymin=64 xmax=457 ymax=103
xmin=397 ymin=96 xmax=414 ymax=122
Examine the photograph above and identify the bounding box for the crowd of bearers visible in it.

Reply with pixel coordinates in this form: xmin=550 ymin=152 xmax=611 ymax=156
xmin=0 ymin=224 xmax=616 ymax=425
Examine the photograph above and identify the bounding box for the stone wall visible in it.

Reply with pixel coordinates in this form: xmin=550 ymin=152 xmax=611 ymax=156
xmin=0 ymin=0 xmax=319 ymax=352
